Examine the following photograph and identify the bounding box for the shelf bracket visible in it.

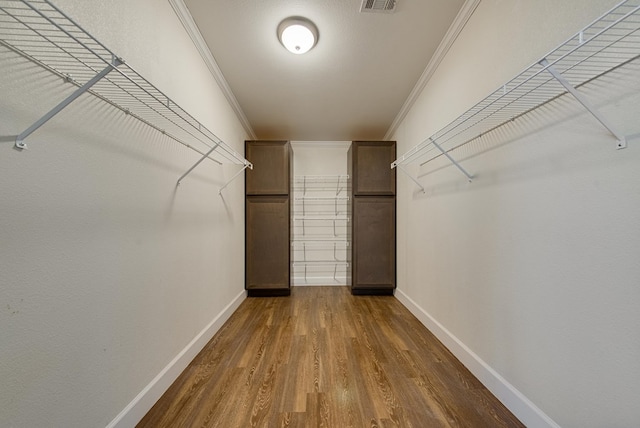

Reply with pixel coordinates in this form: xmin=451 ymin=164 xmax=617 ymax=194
xmin=176 ymin=142 xmax=221 ymax=185
xmin=218 ymin=162 xmax=252 ymax=195
xmin=430 ymin=138 xmax=474 ymax=182
xmin=15 ymin=56 xmax=123 ymax=149
xmin=396 ymin=164 xmax=426 ymax=194
xmin=540 ymin=58 xmax=627 ymax=149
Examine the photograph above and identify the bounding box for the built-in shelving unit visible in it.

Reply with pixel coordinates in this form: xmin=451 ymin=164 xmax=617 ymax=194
xmin=292 ymin=175 xmax=350 ymax=285
xmin=392 ymin=0 xmax=640 ymax=191
xmin=0 ymin=0 xmax=251 ymax=193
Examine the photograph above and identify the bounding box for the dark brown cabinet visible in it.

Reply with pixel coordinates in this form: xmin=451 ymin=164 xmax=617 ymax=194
xmin=246 ymin=141 xmax=291 ymax=195
xmin=245 ymin=141 xmax=292 ymax=296
xmin=246 ymin=197 xmax=290 ymax=292
xmin=352 ymin=197 xmax=395 ymax=292
xmin=348 ymin=141 xmax=396 ymax=295
xmin=352 ymin=140 xmax=396 ymax=196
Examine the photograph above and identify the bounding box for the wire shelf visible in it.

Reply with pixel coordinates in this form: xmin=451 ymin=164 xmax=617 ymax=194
xmin=291 ymin=240 xmax=349 ymax=247
xmin=294 ymin=196 xmax=350 ymax=201
xmin=293 ymin=215 xmax=349 ymax=221
xmin=292 ymin=261 xmax=349 ymax=266
xmin=291 ymin=174 xmax=351 ymax=285
xmin=294 ymin=175 xmax=350 ymax=182
xmin=392 ymin=0 xmax=640 ymax=176
xmin=0 ymin=0 xmax=252 ymax=189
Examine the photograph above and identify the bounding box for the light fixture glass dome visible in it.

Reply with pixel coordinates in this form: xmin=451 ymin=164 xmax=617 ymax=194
xmin=277 ymin=17 xmax=318 ymax=55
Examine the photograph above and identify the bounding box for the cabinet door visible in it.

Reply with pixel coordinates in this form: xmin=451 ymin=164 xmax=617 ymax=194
xmin=352 ymin=141 xmax=396 ymax=196
xmin=246 ymin=196 xmax=290 ymax=291
xmin=246 ymin=141 xmax=290 ymax=195
xmin=352 ymin=197 xmax=395 ymax=293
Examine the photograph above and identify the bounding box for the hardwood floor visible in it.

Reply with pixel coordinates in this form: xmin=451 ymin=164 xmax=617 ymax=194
xmin=138 ymin=287 xmax=524 ymax=427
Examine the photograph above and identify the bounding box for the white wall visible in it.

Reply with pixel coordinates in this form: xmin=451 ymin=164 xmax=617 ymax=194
xmin=291 ymin=142 xmax=351 ymax=285
xmin=392 ymin=1 xmax=640 ymax=427
xmin=0 ymin=1 xmax=248 ymax=426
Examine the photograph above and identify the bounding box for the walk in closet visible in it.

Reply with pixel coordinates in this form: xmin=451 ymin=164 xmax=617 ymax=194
xmin=3 ymin=1 xmax=639 ymax=427
xmin=245 ymin=141 xmax=397 ymax=293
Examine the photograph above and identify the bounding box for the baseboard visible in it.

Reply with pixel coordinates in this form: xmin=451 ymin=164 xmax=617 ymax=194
xmin=106 ymin=289 xmax=247 ymax=428
xmin=395 ymin=288 xmax=561 ymax=428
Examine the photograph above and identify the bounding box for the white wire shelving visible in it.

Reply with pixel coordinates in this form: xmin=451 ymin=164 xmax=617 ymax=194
xmin=292 ymin=175 xmax=350 ymax=285
xmin=0 ymin=0 xmax=252 ymax=193
xmin=294 ymin=175 xmax=350 ymax=187
xmin=392 ymin=0 xmax=640 ymax=192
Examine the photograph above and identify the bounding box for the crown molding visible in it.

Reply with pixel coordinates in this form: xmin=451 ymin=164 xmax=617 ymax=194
xmin=168 ymin=0 xmax=256 ymax=139
xmin=384 ymin=0 xmax=481 ymax=140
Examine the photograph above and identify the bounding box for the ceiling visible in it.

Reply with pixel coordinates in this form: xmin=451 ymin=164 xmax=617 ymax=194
xmin=180 ymin=0 xmax=471 ymax=141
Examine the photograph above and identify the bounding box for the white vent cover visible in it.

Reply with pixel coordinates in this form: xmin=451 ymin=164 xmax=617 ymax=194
xmin=360 ymin=0 xmax=397 ymax=13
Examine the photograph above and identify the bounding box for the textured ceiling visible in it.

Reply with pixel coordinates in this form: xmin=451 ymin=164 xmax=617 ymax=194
xmin=182 ymin=0 xmax=468 ymax=141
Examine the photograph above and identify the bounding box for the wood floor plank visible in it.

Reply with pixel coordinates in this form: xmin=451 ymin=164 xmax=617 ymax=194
xmin=137 ymin=287 xmax=524 ymax=427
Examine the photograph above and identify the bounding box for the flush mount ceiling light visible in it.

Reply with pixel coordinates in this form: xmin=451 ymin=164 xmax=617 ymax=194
xmin=277 ymin=17 xmax=318 ymax=55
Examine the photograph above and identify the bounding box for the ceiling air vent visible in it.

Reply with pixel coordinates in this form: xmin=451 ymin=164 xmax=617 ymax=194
xmin=360 ymin=0 xmax=397 ymax=13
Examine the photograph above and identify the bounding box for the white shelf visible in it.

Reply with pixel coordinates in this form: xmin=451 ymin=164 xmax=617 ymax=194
xmin=292 ymin=234 xmax=348 ymax=240
xmin=294 ymin=175 xmax=349 ymax=182
xmin=292 ymin=174 xmax=351 ymax=285
xmin=0 ymin=0 xmax=252 ymax=192
xmin=292 ymin=239 xmax=349 ymax=244
xmin=292 ymin=261 xmax=349 ymax=267
xmin=294 ymin=196 xmax=350 ymax=201
xmin=392 ymin=0 xmax=640 ymax=190
xmin=294 ymin=216 xmax=349 ymax=221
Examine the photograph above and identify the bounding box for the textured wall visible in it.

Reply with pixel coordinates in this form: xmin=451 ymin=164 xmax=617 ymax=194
xmin=0 ymin=0 xmax=248 ymax=426
xmin=392 ymin=1 xmax=640 ymax=427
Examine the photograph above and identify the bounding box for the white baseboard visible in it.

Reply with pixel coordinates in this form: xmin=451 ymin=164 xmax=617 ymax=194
xmin=395 ymin=288 xmax=561 ymax=428
xmin=106 ymin=290 xmax=247 ymax=428
xmin=107 ymin=287 xmax=557 ymax=427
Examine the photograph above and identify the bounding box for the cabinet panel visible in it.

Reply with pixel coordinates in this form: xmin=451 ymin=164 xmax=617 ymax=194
xmin=352 ymin=197 xmax=395 ymax=293
xmin=246 ymin=196 xmax=290 ymax=292
xmin=351 ymin=141 xmax=396 ymax=196
xmin=246 ymin=141 xmax=291 ymax=195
